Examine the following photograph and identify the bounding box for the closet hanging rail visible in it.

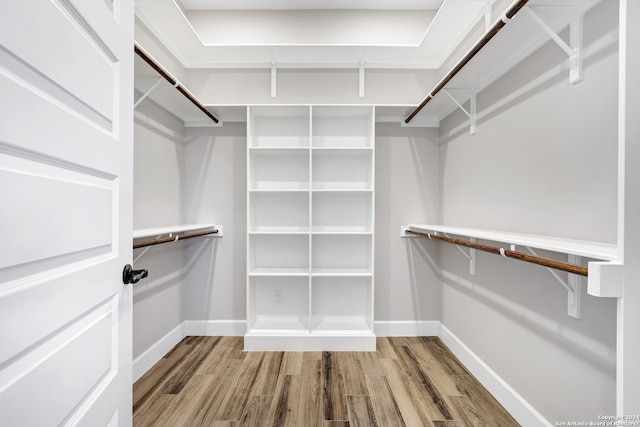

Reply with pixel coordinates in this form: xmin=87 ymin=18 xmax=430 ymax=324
xmin=404 ymin=0 xmax=530 ymax=124
xmin=405 ymin=229 xmax=588 ymax=277
xmin=133 ymin=229 xmax=219 ymax=249
xmin=134 ymin=44 xmax=219 ymax=124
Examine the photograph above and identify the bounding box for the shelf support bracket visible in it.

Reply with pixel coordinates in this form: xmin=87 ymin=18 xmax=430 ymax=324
xmin=443 ymin=89 xmax=477 ymax=135
xmin=483 ymin=0 xmax=492 ymax=31
xmin=271 ymin=62 xmax=277 ymax=98
xmin=525 ymin=247 xmax=581 ymax=319
xmin=442 ymin=232 xmax=476 ymax=276
xmin=134 ymin=77 xmax=163 ymax=109
xmin=469 ymin=237 xmax=477 ymax=275
xmin=133 ymin=233 xmax=166 ymax=264
xmin=524 ymin=6 xmax=583 ymax=84
xmin=402 ymin=227 xmax=476 ymax=274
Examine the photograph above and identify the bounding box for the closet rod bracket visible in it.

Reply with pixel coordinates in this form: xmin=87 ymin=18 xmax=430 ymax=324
xmin=524 ymin=6 xmax=584 ymax=84
xmin=442 ymin=232 xmax=476 ymax=275
xmin=443 ymin=89 xmax=477 ymax=135
xmin=483 ymin=0 xmax=492 ymax=31
xmin=402 ymin=227 xmax=476 ymax=275
xmin=134 ymin=77 xmax=163 ymax=109
xmin=525 ymin=246 xmax=581 ymax=319
xmin=133 ymin=226 xmax=223 ymax=263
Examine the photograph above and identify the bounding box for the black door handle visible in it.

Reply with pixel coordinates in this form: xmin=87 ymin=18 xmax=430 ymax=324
xmin=122 ymin=264 xmax=148 ymax=285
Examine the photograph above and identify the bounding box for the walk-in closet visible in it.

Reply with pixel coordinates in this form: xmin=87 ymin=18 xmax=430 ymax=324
xmin=1 ymin=0 xmax=639 ymax=425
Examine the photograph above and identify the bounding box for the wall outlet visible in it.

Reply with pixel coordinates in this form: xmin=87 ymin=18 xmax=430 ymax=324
xmin=273 ymin=290 xmax=283 ymax=304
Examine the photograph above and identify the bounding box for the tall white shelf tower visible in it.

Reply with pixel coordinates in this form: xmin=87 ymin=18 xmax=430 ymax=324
xmin=246 ymin=105 xmax=375 ymax=351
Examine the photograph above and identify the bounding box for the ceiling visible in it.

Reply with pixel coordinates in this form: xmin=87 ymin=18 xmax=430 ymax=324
xmin=134 ymin=0 xmax=601 ymax=126
xmin=134 ymin=0 xmax=491 ymax=69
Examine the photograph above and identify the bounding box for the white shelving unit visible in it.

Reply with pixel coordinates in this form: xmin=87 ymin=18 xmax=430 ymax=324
xmin=246 ymin=105 xmax=375 ymax=351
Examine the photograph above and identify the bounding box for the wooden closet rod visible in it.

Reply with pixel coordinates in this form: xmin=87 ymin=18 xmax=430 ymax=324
xmin=134 ymin=44 xmax=219 ymax=124
xmin=405 ymin=229 xmax=588 ymax=277
xmin=404 ymin=0 xmax=530 ymax=123
xmin=133 ymin=229 xmax=219 ymax=249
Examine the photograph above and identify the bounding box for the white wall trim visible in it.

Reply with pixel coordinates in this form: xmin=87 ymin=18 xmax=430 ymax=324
xmin=438 ymin=324 xmax=552 ymax=427
xmin=374 ymin=320 xmax=440 ymax=336
xmin=183 ymin=320 xmax=247 ymax=336
xmin=132 ymin=323 xmax=185 ymax=382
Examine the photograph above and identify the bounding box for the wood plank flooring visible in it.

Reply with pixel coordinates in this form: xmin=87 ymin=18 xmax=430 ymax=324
xmin=133 ymin=336 xmax=519 ymax=426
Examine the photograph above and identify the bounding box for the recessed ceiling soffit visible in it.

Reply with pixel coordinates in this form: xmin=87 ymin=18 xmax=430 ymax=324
xmin=135 ymin=0 xmax=490 ymax=69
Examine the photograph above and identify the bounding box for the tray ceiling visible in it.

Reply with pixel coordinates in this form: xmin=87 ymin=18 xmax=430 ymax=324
xmin=135 ymin=0 xmax=490 ymax=69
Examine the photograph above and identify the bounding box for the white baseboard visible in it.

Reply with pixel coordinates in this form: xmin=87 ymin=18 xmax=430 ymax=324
xmin=374 ymin=320 xmax=440 ymax=336
xmin=132 ymin=323 xmax=185 ymax=382
xmin=183 ymin=320 xmax=246 ymax=336
xmin=438 ymin=324 xmax=552 ymax=427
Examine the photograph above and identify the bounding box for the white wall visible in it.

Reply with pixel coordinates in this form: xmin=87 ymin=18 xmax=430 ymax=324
xmin=437 ymin=0 xmax=618 ymax=422
xmin=375 ymin=124 xmax=441 ymax=324
xmin=132 ymin=99 xmax=186 ymax=360
xmin=183 ymin=123 xmax=247 ymax=325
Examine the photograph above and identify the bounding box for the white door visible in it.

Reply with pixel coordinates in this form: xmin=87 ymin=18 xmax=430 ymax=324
xmin=0 ymin=1 xmax=134 ymax=426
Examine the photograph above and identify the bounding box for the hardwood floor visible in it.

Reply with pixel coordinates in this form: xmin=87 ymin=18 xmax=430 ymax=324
xmin=133 ymin=336 xmax=520 ymax=426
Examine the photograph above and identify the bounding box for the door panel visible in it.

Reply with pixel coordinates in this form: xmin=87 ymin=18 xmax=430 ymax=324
xmin=0 ymin=0 xmax=133 ymax=425
xmin=0 ymin=0 xmax=118 ymax=122
xmin=0 ymin=298 xmax=117 ymax=426
xmin=0 ymin=164 xmax=113 ymax=270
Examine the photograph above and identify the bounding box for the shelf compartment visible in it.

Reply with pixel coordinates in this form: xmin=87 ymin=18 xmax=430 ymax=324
xmin=249 ymin=149 xmax=309 ymax=190
xmin=249 ymin=234 xmax=309 ymax=272
xmin=312 ymin=234 xmax=372 ymax=272
xmin=312 ymin=149 xmax=373 ymax=190
xmin=250 ymin=192 xmax=309 ymax=232
xmin=312 ymin=192 xmax=372 ymax=232
xmin=249 ymin=106 xmax=310 ymax=148
xmin=248 ymin=276 xmax=309 ymax=332
xmin=311 ymin=277 xmax=372 ymax=332
xmin=312 ymin=106 xmax=373 ymax=148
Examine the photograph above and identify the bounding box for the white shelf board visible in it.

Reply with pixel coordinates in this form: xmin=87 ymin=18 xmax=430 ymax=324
xmin=249 ymin=146 xmax=310 ymax=151
xmin=311 ymin=184 xmax=372 ymax=191
xmin=311 ymin=147 xmax=373 ymax=151
xmin=251 ymin=183 xmax=310 ymax=190
xmin=249 ymin=267 xmax=310 ymax=277
xmin=249 ymin=229 xmax=310 ymax=234
xmin=133 ymin=224 xmax=217 ymax=240
xmin=405 ymin=224 xmax=617 ymax=261
xmin=311 ymin=229 xmax=372 ymax=234
xmin=249 ymin=189 xmax=309 ymax=193
xmin=311 ymin=268 xmax=372 ymax=277
xmin=311 ymin=189 xmax=373 ymax=193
